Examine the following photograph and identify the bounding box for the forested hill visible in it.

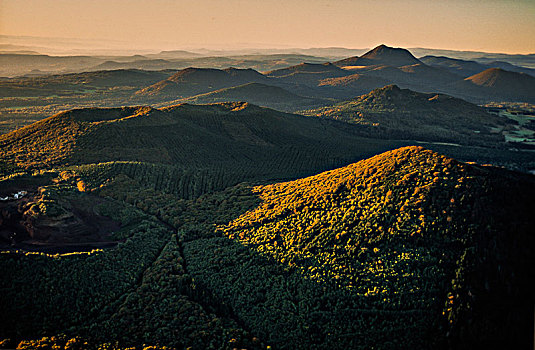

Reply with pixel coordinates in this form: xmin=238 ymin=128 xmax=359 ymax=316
xmin=210 ymin=146 xmax=535 ymax=349
xmin=0 ymin=101 xmax=401 ymax=189
xmin=302 ymin=85 xmax=506 ymax=145
xmin=1 ymin=145 xmax=534 ymax=349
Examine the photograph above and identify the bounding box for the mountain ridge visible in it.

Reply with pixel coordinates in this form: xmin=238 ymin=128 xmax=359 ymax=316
xmin=175 ymin=82 xmax=326 ymax=111
xmin=302 ymin=84 xmax=505 ymax=145
xmin=0 ymin=102 xmax=400 ymax=182
xmin=135 ymin=67 xmax=269 ymax=98
xmin=335 ymin=44 xmax=422 ymax=67
xmin=461 ymin=67 xmax=535 ymax=102
xmin=420 ymin=55 xmax=535 ymax=78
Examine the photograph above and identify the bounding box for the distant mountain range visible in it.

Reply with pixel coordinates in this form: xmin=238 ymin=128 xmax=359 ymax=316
xmin=1 ymin=43 xmax=534 ymax=77
xmin=0 ymin=52 xmax=332 ymax=78
xmin=2 ymin=43 xmax=534 ymax=106
xmin=2 ymin=44 xmax=535 ymax=138
xmin=420 ymin=55 xmax=535 ymax=77
xmin=130 ymin=45 xmax=535 ymax=104
xmin=0 ymin=69 xmax=174 ymax=98
xmin=409 ymin=47 xmax=535 ymax=69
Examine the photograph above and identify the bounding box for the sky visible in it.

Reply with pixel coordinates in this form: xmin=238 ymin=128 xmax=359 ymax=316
xmin=1 ymin=0 xmax=534 ymax=54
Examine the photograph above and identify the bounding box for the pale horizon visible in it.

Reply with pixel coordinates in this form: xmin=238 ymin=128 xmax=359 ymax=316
xmin=1 ymin=0 xmax=534 ymax=55
xmin=3 ymin=34 xmax=535 ymax=57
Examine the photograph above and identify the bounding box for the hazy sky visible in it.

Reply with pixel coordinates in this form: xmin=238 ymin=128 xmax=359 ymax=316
xmin=1 ymin=0 xmax=534 ymax=53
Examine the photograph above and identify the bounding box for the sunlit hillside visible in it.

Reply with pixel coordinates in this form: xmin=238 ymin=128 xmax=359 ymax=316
xmin=2 ymin=146 xmax=533 ymax=349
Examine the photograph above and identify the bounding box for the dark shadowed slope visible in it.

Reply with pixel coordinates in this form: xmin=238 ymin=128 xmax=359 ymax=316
xmin=302 ymin=85 xmax=505 ymax=144
xmin=420 ymin=56 xmax=535 ymax=78
xmin=266 ymin=62 xmax=347 ymax=77
xmin=461 ymin=68 xmax=535 ymax=102
xmin=0 ymin=69 xmax=174 ymax=97
xmin=264 ymin=62 xmax=350 ymax=86
xmin=177 ymin=82 xmax=327 ymax=111
xmin=346 ymin=63 xmax=459 ymax=92
xmin=134 ymin=67 xmax=269 ymax=99
xmin=0 ymin=102 xmax=401 ymax=179
xmin=466 ymin=68 xmax=535 ymax=90
xmin=317 ymin=73 xmax=391 ymax=97
xmin=420 ymin=56 xmax=491 ymax=77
